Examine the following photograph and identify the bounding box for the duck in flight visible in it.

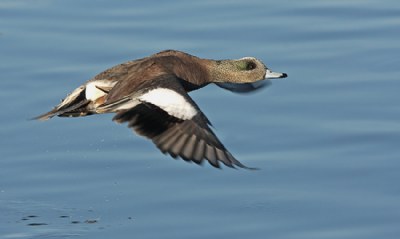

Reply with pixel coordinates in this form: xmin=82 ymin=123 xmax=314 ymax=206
xmin=35 ymin=50 xmax=287 ymax=169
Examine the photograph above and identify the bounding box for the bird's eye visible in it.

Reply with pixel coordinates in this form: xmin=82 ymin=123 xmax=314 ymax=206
xmin=246 ymin=62 xmax=256 ymax=70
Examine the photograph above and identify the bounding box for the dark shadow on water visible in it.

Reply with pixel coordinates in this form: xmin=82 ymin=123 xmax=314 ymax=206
xmin=20 ymin=213 xmax=99 ymax=227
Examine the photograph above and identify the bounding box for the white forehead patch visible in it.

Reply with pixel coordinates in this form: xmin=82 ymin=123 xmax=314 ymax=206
xmin=239 ymin=57 xmax=256 ymax=61
xmin=139 ymin=88 xmax=197 ymax=120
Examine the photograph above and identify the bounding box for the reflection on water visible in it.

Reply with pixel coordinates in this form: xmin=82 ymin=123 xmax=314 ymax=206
xmin=1 ymin=0 xmax=400 ymax=238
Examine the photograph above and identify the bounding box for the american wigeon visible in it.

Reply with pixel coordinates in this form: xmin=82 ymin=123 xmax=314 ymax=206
xmin=35 ymin=50 xmax=287 ymax=169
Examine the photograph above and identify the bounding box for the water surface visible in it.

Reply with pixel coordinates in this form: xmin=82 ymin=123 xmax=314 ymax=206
xmin=1 ymin=0 xmax=400 ymax=238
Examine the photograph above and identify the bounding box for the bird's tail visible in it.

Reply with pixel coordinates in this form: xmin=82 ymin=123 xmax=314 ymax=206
xmin=33 ymin=85 xmax=93 ymax=121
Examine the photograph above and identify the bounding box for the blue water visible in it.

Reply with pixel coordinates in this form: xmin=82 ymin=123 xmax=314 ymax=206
xmin=1 ymin=0 xmax=400 ymax=238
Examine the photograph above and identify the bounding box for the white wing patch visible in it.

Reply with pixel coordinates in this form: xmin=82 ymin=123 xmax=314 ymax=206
xmin=139 ymin=88 xmax=197 ymax=120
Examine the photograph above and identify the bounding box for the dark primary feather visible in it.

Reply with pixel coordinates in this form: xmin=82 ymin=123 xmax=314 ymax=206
xmin=109 ymin=76 xmax=252 ymax=169
xmin=113 ymin=103 xmax=251 ymax=169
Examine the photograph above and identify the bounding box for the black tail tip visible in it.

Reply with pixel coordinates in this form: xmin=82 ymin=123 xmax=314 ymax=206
xmin=31 ymin=110 xmax=57 ymax=121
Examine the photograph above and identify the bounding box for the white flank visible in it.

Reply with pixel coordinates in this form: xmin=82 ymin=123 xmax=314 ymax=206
xmin=139 ymin=88 xmax=197 ymax=120
xmin=85 ymin=81 xmax=116 ymax=101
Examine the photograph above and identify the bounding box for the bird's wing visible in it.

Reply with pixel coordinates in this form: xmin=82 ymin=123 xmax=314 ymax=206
xmin=100 ymin=75 xmax=253 ymax=169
